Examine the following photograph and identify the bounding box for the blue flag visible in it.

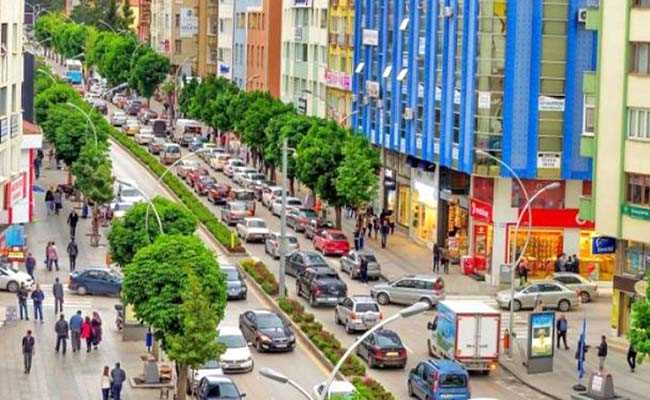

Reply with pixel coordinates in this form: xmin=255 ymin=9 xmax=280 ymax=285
xmin=577 ymin=318 xmax=587 ymax=379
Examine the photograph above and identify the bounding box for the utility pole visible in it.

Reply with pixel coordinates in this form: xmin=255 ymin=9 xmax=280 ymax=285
xmin=279 ymin=137 xmax=288 ymax=298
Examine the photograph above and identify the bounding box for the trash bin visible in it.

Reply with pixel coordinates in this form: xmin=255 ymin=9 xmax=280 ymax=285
xmin=461 ymin=256 xmax=475 ymax=275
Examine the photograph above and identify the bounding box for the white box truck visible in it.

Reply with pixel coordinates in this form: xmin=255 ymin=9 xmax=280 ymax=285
xmin=426 ymin=300 xmax=500 ymax=374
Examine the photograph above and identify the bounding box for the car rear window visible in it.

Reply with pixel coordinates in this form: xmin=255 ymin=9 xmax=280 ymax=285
xmin=305 ymin=254 xmax=325 ymax=264
xmin=439 ymin=374 xmax=467 ymax=388
xmin=287 ymin=237 xmax=298 ymax=244
xmin=375 ymin=332 xmax=402 ymax=347
xmin=355 ymin=303 xmax=379 ymax=313
xmin=329 ymin=233 xmax=347 ymax=241
xmin=287 ymin=199 xmax=302 ymax=206
xmin=248 ymin=220 xmax=266 ymax=228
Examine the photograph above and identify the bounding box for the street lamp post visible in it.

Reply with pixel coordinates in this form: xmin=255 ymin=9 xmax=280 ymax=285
xmin=171 ymin=56 xmax=196 ymax=122
xmin=322 ymin=302 xmax=430 ymax=399
xmin=278 ymin=137 xmax=294 ymax=299
xmin=259 ymin=368 xmax=314 ymax=400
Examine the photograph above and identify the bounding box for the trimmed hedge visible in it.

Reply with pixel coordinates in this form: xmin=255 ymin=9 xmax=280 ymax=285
xmin=352 ymin=377 xmax=396 ymax=400
xmin=239 ymin=258 xmax=279 ymax=296
xmin=109 ymin=128 xmax=243 ymax=252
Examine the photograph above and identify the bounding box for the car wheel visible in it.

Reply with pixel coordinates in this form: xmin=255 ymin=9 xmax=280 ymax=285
xmin=6 ymin=281 xmax=18 ymax=292
xmin=256 ymin=340 xmax=264 ymax=353
xmin=558 ymin=299 xmax=571 ymax=312
xmin=77 ymin=285 xmax=88 ymax=296
xmin=310 ymin=294 xmax=317 ymax=307
xmin=368 ymin=355 xmax=376 ymax=368
xmin=345 ymin=321 xmax=354 ymax=334
xmin=377 ymin=293 xmax=390 ymax=305
xmin=579 ymin=291 xmax=591 ymax=303
xmin=407 ymin=381 xmax=415 ymax=397
xmin=511 ymin=300 xmax=522 ymax=312
xmin=419 ymin=297 xmax=434 ymax=309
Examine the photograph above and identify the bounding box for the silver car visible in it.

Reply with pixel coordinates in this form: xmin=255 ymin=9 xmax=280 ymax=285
xmin=370 ymin=274 xmax=445 ymax=308
xmin=335 ymin=296 xmax=382 ymax=333
xmin=340 ymin=251 xmax=381 ymax=280
xmin=496 ymin=281 xmax=579 ymax=312
xmin=552 ymin=272 xmax=598 ymax=303
xmin=264 ymin=232 xmax=300 ymax=258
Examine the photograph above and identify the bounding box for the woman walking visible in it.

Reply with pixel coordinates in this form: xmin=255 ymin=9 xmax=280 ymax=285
xmin=45 ymin=187 xmax=55 ymax=216
xmin=81 ymin=316 xmax=94 ymax=353
xmin=91 ymin=312 xmax=103 ymax=350
xmin=53 ymin=187 xmax=63 ymax=215
xmin=101 ymin=366 xmax=111 ymax=400
xmin=47 ymin=241 xmax=59 ymax=271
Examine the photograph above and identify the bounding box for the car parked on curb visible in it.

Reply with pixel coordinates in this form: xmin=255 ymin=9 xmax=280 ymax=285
xmin=264 ymin=232 xmax=300 ymax=259
xmin=196 ymin=376 xmax=246 ymax=400
xmin=551 ymin=272 xmax=598 ymax=303
xmin=286 ymin=208 xmax=319 ymax=232
xmin=207 ymin=184 xmax=232 ymax=205
xmin=407 ymin=359 xmax=471 ymax=400
xmin=370 ymin=274 xmax=445 ymax=308
xmin=496 ymin=281 xmax=579 ymax=312
xmin=285 ymin=250 xmax=330 ymax=277
xmin=176 ymin=160 xmax=201 ymax=180
xmin=236 ymin=217 xmax=270 ymax=242
xmin=296 ymin=267 xmax=347 ymax=307
xmin=313 ymin=229 xmax=350 ymax=256
xmin=187 ymin=360 xmax=223 ymax=395
xmin=304 ymin=219 xmax=335 ymax=240
xmin=0 ymin=265 xmax=33 ymax=292
xmin=221 ymin=264 xmax=247 ymax=300
xmin=194 ymin=175 xmax=216 ymax=196
xmin=271 ymin=197 xmax=303 ymax=217
xmin=340 ymin=250 xmax=381 ymax=280
xmin=356 ymin=329 xmax=407 ymax=369
xmin=115 ymin=180 xmax=145 ymax=205
xmin=221 ymin=201 xmax=249 ymax=225
xmin=335 ymin=296 xmax=382 ymax=333
xmin=239 ymin=309 xmax=296 ymax=353
xmin=68 ymin=268 xmax=122 ymax=296
xmin=216 ymin=326 xmax=253 ymax=373
xmin=110 ymin=111 xmax=127 ymax=126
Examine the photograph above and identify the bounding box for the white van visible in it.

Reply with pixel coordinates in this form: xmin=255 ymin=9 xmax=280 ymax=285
xmin=174 ymin=119 xmax=202 ymax=147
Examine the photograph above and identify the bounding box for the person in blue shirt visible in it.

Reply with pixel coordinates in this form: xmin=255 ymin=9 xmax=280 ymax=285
xmin=556 ymin=314 xmax=569 ymax=350
xmin=30 ymin=284 xmax=45 ymax=322
xmin=69 ymin=310 xmax=83 ymax=352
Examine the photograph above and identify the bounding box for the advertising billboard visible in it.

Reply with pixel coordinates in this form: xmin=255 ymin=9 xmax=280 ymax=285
xmin=528 ymin=312 xmax=555 ymax=358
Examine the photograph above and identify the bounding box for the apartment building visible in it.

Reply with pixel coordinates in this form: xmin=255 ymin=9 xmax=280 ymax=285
xmin=325 ymin=0 xmax=354 ymax=125
xmin=232 ymin=0 xmax=261 ymax=88
xmin=281 ymin=0 xmax=329 ymax=117
xmin=580 ymin=0 xmax=650 ymax=337
xmin=246 ymin=0 xmax=283 ymax=96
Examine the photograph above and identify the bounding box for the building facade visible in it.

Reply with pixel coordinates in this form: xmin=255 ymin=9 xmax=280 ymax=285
xmin=581 ymin=0 xmax=650 ymax=337
xmin=352 ymin=0 xmax=601 ymax=284
xmin=216 ymin=0 xmax=235 ymax=79
xmin=246 ymin=0 xmax=283 ymax=96
xmin=325 ymin=0 xmax=354 ymax=125
xmin=137 ymin=0 xmax=152 ymax=42
xmin=232 ymin=0 xmax=262 ymax=89
xmin=280 ymin=0 xmax=329 ymax=117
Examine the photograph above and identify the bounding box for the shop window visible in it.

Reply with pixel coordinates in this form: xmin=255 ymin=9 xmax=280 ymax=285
xmin=625 ymin=242 xmax=650 ymax=277
xmin=582 ymin=180 xmax=592 ymax=196
xmin=511 ymin=180 xmax=565 ymax=209
xmin=631 ymin=42 xmax=650 ymax=75
xmin=626 ymin=173 xmax=650 ymax=206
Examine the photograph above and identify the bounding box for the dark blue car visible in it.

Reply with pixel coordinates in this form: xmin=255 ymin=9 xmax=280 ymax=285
xmin=407 ymin=359 xmax=471 ymax=400
xmin=69 ymin=268 xmax=122 ymax=296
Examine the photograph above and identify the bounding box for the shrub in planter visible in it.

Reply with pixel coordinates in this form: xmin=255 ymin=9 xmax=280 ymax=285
xmin=239 ymin=258 xmax=279 ymax=296
xmin=352 ymin=377 xmax=395 ymax=400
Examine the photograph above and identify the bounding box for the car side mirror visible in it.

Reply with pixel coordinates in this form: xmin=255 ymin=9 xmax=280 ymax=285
xmin=427 ymin=322 xmax=434 ymax=330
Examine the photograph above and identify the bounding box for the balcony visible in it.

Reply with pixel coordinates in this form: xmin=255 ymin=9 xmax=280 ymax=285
xmin=579 ymin=196 xmax=594 ymax=222
xmin=580 ymin=134 xmax=595 ymax=158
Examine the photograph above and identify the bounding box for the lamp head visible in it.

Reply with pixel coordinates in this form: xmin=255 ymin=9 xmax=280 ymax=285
xmin=399 ymin=301 xmax=430 ymax=318
xmin=259 ymin=367 xmax=289 ymax=384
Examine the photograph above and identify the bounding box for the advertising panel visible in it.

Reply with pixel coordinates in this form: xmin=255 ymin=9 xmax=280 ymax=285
xmin=528 ymin=312 xmax=555 ymax=358
xmin=434 ymin=302 xmax=456 ymax=358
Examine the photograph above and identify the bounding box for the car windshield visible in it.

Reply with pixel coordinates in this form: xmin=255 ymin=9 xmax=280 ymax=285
xmin=207 ymin=382 xmax=239 ymax=397
xmin=329 ymin=233 xmax=347 ymax=241
xmin=439 ymin=374 xmax=467 ymax=388
xmin=248 ymin=220 xmax=266 ymax=228
xmin=301 ymin=210 xmax=318 ymax=218
xmin=287 ymin=199 xmax=302 ymax=206
xmin=360 ymin=255 xmax=378 ymax=263
xmin=375 ymin=332 xmax=402 ymax=347
xmin=249 ymin=173 xmax=265 ymax=180
xmin=120 ymin=187 xmax=140 ymax=198
xmin=356 ymin=303 xmax=380 ymax=313
xmin=166 ymin=146 xmax=180 ymax=153
xmin=317 ymin=271 xmax=339 ymax=280
xmin=201 ymin=360 xmax=221 ymax=369
xmin=223 ymin=269 xmax=240 ymax=281
xmin=217 ymin=334 xmax=247 ymax=348
xmin=235 ymin=192 xmax=255 ymax=201
xmin=231 ymin=203 xmax=247 ymax=211
xmin=304 ymin=254 xmax=326 ymax=264
xmin=286 ymin=236 xmax=298 ymax=244
xmin=256 ymin=313 xmax=284 ymax=329
xmin=231 ymin=160 xmax=244 ymax=167
xmin=184 ymin=161 xmax=199 ymax=168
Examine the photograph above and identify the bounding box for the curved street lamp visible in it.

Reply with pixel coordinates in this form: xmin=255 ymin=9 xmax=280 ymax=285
xmin=259 ymin=368 xmax=314 ymax=400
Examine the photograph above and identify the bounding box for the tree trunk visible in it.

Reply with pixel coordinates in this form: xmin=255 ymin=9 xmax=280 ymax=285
xmin=289 ymin=176 xmax=294 ymax=195
xmin=176 ymin=363 xmax=188 ymax=400
xmin=90 ymin=205 xmax=100 ymax=247
xmin=335 ymin=206 xmax=342 ymax=229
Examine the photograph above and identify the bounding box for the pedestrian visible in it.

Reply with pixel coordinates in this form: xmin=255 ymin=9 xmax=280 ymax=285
xmin=47 ymin=148 xmax=54 ymax=169
xmin=572 ymin=254 xmax=580 ymax=274
xmin=533 ymin=297 xmax=544 ymax=312
xmin=627 ymin=343 xmax=637 ymax=373
xmin=81 ymin=199 xmax=89 ymax=218
xmin=45 ymin=187 xmax=55 ymax=216
xmin=54 ymin=187 xmax=63 ymax=215
xmin=556 ymin=314 xmax=569 ymax=350
xmin=67 ymin=240 xmax=78 ymax=271
xmin=366 ymin=214 xmax=373 ymax=239
xmin=110 ymin=362 xmax=127 ymax=400
xmin=45 ymin=241 xmax=52 ymax=271
xmin=373 ymin=216 xmax=380 ymax=239
xmin=597 ymin=335 xmax=608 ymax=371
xmin=81 ymin=316 xmax=94 ymax=352
xmin=22 ymin=330 xmax=35 ymax=374
xmin=101 ymin=366 xmax=111 ymax=400
xmin=17 ymin=282 xmax=29 ymax=320
xmin=69 ymin=310 xmax=83 ymax=352
xmin=432 ymin=244 xmax=441 ymax=273
xmin=31 ymin=284 xmax=44 ymax=322
xmin=25 ymin=252 xmax=36 ymax=279
xmin=53 ymin=277 xmax=64 ymax=315
xmin=442 ymin=251 xmax=450 ymax=274
xmin=517 ymin=258 xmax=529 ymax=286
xmin=33 ymin=156 xmax=41 ymax=179
xmin=353 ymin=229 xmax=361 ymax=251
xmin=555 ymin=253 xmax=566 ymax=272
xmin=380 ymin=220 xmax=390 ymax=249
xmin=91 ymin=311 xmax=103 ymax=349
xmin=47 ymin=241 xmax=59 ymax=271
xmin=67 ymin=209 xmax=79 ymax=239
xmin=54 ymin=313 xmax=69 ymax=354
xmin=359 ymin=255 xmax=369 ymax=284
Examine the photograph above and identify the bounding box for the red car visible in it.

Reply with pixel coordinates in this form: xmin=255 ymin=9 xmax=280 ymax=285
xmin=313 ymin=229 xmax=350 ymax=256
xmin=186 ymin=167 xmax=210 ymax=186
xmin=194 ymin=175 xmax=216 ymax=195
xmin=207 ymin=184 xmax=231 ymax=205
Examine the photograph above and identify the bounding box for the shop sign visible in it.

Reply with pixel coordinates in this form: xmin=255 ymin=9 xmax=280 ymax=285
xmin=179 ymin=8 xmax=198 ymax=38
xmin=592 ymin=236 xmax=616 ymax=254
xmin=470 ymin=198 xmax=492 ymax=223
xmin=519 ymin=208 xmax=595 ymax=229
xmin=325 ymin=69 xmax=351 ymax=91
xmin=5 ymin=248 xmax=25 ymax=262
xmin=537 ymin=152 xmax=562 ymax=169
xmin=366 ymin=80 xmax=380 ymax=98
xmin=622 ymin=203 xmax=650 ymax=221
xmin=218 ymin=63 xmax=231 ymax=78
xmin=362 ymin=29 xmax=379 ymax=46
xmin=539 ymin=95 xmax=565 ymax=112
xmin=4 ymin=174 xmax=25 ymax=209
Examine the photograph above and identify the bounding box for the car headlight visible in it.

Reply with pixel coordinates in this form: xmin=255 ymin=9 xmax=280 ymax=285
xmin=288 ymin=334 xmax=295 ymax=342
xmin=260 ymin=335 xmax=272 ymax=342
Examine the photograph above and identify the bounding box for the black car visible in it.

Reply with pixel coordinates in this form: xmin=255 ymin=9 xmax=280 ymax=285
xmin=356 ymin=329 xmax=407 ymax=369
xmin=239 ymin=310 xmax=295 ymax=353
xmin=222 ymin=265 xmax=247 ymax=300
xmin=296 ymin=267 xmax=347 ymax=307
xmin=286 ymin=251 xmax=329 ymax=277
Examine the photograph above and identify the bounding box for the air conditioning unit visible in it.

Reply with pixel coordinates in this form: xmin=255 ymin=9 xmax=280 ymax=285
xmin=403 ymin=107 xmax=414 ymax=120
xmin=443 ymin=6 xmax=453 ymax=17
xmin=577 ymin=8 xmax=588 ymax=23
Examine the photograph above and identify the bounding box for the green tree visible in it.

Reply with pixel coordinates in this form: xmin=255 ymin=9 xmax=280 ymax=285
xmin=34 ymin=13 xmax=63 ymax=45
xmin=295 ymin=119 xmax=349 ymax=227
xmin=108 ymin=197 xmax=197 ymax=267
xmin=71 ymin=0 xmax=104 ymax=26
xmin=336 ymin=134 xmax=381 ymax=211
xmin=34 ymin=83 xmax=80 ymax=124
xmin=54 ymin=21 xmax=88 ymax=59
xmin=178 ymin=78 xmax=199 ymax=116
xmin=129 ymin=50 xmax=170 ymax=101
xmin=629 ymin=276 xmax=650 ymax=362
xmin=122 ymin=234 xmax=227 ymax=399
xmin=208 ymin=84 xmax=240 ymax=134
xmin=100 ymin=34 xmax=136 ymax=86
xmin=85 ymin=30 xmax=116 ymax=70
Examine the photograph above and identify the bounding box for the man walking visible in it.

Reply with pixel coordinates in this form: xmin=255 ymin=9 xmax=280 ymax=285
xmin=380 ymin=220 xmax=390 ymax=249
xmin=67 ymin=240 xmax=78 ymax=271
xmin=31 ymin=284 xmax=45 ymax=322
xmin=69 ymin=310 xmax=83 ymax=352
xmin=110 ymin=362 xmax=127 ymax=400
xmin=53 ymin=277 xmax=64 ymax=315
xmin=25 ymin=252 xmax=36 ymax=279
xmin=597 ymin=335 xmax=608 ymax=371
xmin=556 ymin=314 xmax=569 ymax=350
xmin=67 ymin=209 xmax=79 ymax=239
xmin=22 ymin=330 xmax=35 ymax=374
xmin=627 ymin=343 xmax=637 ymax=373
xmin=359 ymin=256 xmax=369 ymax=284
xmin=55 ymin=314 xmax=69 ymax=354
xmin=432 ymin=244 xmax=440 ymax=273
xmin=17 ymin=283 xmax=29 ymax=320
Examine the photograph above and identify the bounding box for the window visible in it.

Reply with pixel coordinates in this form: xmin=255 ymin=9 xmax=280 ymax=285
xmin=634 ymin=0 xmax=650 ymax=7
xmin=628 ymin=108 xmax=650 ymax=139
xmin=627 ymin=173 xmax=650 ymax=206
xmin=11 ymin=84 xmax=16 ymax=112
xmin=0 ymin=24 xmax=7 ymax=52
xmin=12 ymin=23 xmax=17 ymax=53
xmin=174 ymin=39 xmax=182 ymax=54
xmin=625 ymin=241 xmax=650 ymax=277
xmin=583 ymin=95 xmax=595 ymax=136
xmin=631 ymin=42 xmax=650 ymax=74
xmin=237 ymin=13 xmax=245 ymax=29
xmin=0 ymin=87 xmax=6 ymax=117
xmin=320 ymin=9 xmax=328 ymax=29
xmin=175 ymin=14 xmax=180 ymax=27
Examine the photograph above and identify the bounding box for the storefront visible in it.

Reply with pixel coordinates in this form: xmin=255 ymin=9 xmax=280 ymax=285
xmin=438 ymin=168 xmax=470 ymax=260
xmin=409 ymin=171 xmax=439 ymax=245
xmin=446 ymin=198 xmax=469 ymax=261
xmin=382 ymin=151 xmax=412 ymax=229
xmin=470 ymin=198 xmax=493 ymax=272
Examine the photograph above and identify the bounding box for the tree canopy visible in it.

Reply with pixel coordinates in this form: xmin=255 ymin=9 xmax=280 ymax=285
xmin=630 ymin=276 xmax=650 ymax=362
xmin=71 ymin=143 xmax=114 ymax=205
xmin=130 ymin=50 xmax=171 ymax=99
xmin=336 ymin=134 xmax=381 ymax=210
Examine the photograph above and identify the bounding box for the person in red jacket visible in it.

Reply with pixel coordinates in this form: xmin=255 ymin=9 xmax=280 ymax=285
xmin=80 ymin=316 xmax=94 ymax=353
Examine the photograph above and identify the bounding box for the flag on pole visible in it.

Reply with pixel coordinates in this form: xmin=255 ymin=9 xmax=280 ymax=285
xmin=577 ymin=318 xmax=587 ymax=379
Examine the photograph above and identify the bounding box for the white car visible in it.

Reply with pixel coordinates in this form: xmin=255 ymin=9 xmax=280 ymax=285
xmin=134 ymin=129 xmax=155 ymax=145
xmin=111 ymin=201 xmax=136 ymax=219
xmin=236 ymin=218 xmax=270 ymax=242
xmin=188 ymin=359 xmax=224 ymax=395
xmin=224 ymin=159 xmax=245 ymax=177
xmin=262 ymin=186 xmax=284 ymax=208
xmin=241 ymin=172 xmax=266 ymax=189
xmin=115 ymin=181 xmax=145 ymax=205
xmin=264 ymin=232 xmax=300 ymax=258
xmin=233 ymin=167 xmax=258 ymax=186
xmin=0 ymin=265 xmax=34 ymax=292
xmin=271 ymin=197 xmax=303 ymax=216
xmin=110 ymin=111 xmax=127 ymax=126
xmin=313 ymin=380 xmax=356 ymax=399
xmin=210 ymin=154 xmax=231 ymax=171
xmin=217 ymin=326 xmax=254 ymax=373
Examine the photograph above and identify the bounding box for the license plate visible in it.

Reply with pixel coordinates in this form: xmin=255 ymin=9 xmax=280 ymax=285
xmin=229 ymin=289 xmax=238 ymax=294
xmin=275 ymin=343 xmax=287 ymax=348
xmin=327 ymin=297 xmax=338 ymax=302
xmin=386 ymin=352 xmax=399 ymax=357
